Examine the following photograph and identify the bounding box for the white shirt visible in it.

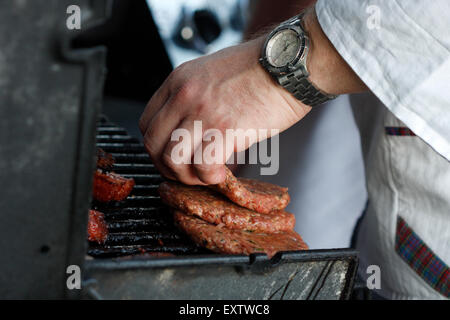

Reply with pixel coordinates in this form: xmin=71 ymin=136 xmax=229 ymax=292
xmin=316 ymin=0 xmax=450 ymax=299
xmin=316 ymin=0 xmax=450 ymax=161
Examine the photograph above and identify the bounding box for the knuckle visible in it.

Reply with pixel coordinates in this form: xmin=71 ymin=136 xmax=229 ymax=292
xmin=217 ymin=117 xmax=234 ymax=131
xmin=161 ymin=150 xmax=179 ymax=170
xmin=138 ymin=116 xmax=147 ymax=134
xmin=143 ymin=131 xmax=157 ymax=156
xmin=143 ymin=140 xmax=157 ymax=159
xmin=170 ymin=62 xmax=188 ymax=81
xmin=173 ymin=81 xmax=197 ymax=103
xmin=168 ymin=66 xmax=180 ymax=81
xmin=192 ymin=99 xmax=212 ymax=118
xmin=204 ymin=117 xmax=233 ymax=134
xmin=157 ymin=165 xmax=176 ymax=181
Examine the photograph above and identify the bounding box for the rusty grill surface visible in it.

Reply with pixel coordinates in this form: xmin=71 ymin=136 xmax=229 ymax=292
xmin=88 ymin=118 xmax=207 ymax=258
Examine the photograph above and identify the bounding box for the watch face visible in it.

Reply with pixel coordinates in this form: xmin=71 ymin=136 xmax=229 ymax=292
xmin=266 ymin=29 xmax=301 ymax=68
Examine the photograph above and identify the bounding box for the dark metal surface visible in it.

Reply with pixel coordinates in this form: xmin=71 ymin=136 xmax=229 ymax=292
xmin=0 ymin=0 xmax=110 ymax=299
xmin=84 ymin=249 xmax=358 ymax=300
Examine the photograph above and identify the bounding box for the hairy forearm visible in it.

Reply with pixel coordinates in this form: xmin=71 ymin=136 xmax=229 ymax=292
xmin=246 ymin=2 xmax=367 ymax=95
xmin=245 ymin=0 xmax=316 ymax=40
xmin=303 ymin=8 xmax=368 ymax=95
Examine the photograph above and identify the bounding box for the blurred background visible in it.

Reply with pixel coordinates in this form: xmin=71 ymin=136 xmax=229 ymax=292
xmin=78 ymin=0 xmax=368 ymax=249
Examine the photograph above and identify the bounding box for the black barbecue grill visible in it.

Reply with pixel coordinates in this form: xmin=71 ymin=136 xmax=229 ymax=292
xmin=81 ymin=118 xmax=360 ymax=300
xmin=0 ymin=0 xmax=360 ymax=300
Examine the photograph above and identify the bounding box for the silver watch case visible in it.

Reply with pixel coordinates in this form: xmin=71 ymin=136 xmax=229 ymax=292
xmin=259 ymin=18 xmax=310 ymax=79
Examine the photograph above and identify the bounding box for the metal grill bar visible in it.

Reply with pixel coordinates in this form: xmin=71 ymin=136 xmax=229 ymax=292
xmin=96 ymin=135 xmax=138 ymax=143
xmin=97 ymin=127 xmax=128 ymax=135
xmin=112 ymin=163 xmax=156 ymax=173
xmin=106 ymin=219 xmax=172 ymax=232
xmin=102 ymin=207 xmax=166 ymax=220
xmin=96 ymin=143 xmax=146 ymax=154
xmin=107 ymin=153 xmax=154 ymax=163
xmin=88 ymin=118 xmax=206 ymax=258
xmin=88 ymin=244 xmax=201 ymax=258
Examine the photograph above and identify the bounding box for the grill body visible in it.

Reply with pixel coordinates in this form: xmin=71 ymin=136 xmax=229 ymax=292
xmin=85 ymin=251 xmax=358 ymax=300
xmin=85 ymin=119 xmax=358 ymax=300
xmin=0 ymin=0 xmax=359 ymax=299
xmin=0 ymin=0 xmax=109 ymax=299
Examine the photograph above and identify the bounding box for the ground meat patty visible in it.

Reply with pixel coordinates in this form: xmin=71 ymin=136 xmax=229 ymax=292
xmin=209 ymin=167 xmax=290 ymax=214
xmin=87 ymin=210 xmax=108 ymax=243
xmin=92 ymin=169 xmax=135 ymax=202
xmin=159 ymin=181 xmax=295 ymax=233
xmin=174 ymin=211 xmax=308 ymax=258
xmin=96 ymin=148 xmax=115 ymax=171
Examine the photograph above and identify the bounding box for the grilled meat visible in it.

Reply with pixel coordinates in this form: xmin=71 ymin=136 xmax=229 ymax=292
xmin=174 ymin=211 xmax=308 ymax=258
xmin=93 ymin=148 xmax=135 ymax=202
xmin=87 ymin=210 xmax=108 ymax=243
xmin=209 ymin=167 xmax=290 ymax=214
xmin=159 ymin=181 xmax=295 ymax=233
xmin=92 ymin=169 xmax=135 ymax=202
xmin=96 ymin=148 xmax=115 ymax=171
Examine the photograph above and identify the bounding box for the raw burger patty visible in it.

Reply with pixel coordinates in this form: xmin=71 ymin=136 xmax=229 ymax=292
xmin=209 ymin=167 xmax=290 ymax=214
xmin=87 ymin=210 xmax=108 ymax=243
xmin=93 ymin=169 xmax=135 ymax=202
xmin=174 ymin=211 xmax=308 ymax=258
xmin=159 ymin=181 xmax=295 ymax=233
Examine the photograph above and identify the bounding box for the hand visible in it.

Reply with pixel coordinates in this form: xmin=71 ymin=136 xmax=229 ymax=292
xmin=139 ymin=37 xmax=311 ymax=185
xmin=139 ymin=8 xmax=367 ymax=186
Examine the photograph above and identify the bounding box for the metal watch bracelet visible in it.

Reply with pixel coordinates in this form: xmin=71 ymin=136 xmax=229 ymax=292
xmin=278 ymin=70 xmax=337 ymax=107
xmin=271 ymin=13 xmax=337 ymax=107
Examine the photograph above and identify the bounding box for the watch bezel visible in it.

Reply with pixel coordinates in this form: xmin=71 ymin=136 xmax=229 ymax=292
xmin=260 ymin=25 xmax=307 ymax=76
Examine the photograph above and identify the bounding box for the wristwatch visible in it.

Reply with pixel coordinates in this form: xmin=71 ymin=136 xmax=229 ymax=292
xmin=259 ymin=14 xmax=337 ymax=107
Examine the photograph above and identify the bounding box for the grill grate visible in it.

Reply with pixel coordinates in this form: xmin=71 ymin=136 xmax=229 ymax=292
xmin=88 ymin=117 xmax=207 ymax=258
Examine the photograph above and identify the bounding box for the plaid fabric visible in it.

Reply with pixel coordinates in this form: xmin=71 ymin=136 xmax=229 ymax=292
xmin=385 ymin=127 xmax=416 ymax=136
xmin=396 ymin=216 xmax=449 ymax=298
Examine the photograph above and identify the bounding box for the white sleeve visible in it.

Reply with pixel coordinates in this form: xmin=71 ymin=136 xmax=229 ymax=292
xmin=315 ymin=0 xmax=450 ymax=161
